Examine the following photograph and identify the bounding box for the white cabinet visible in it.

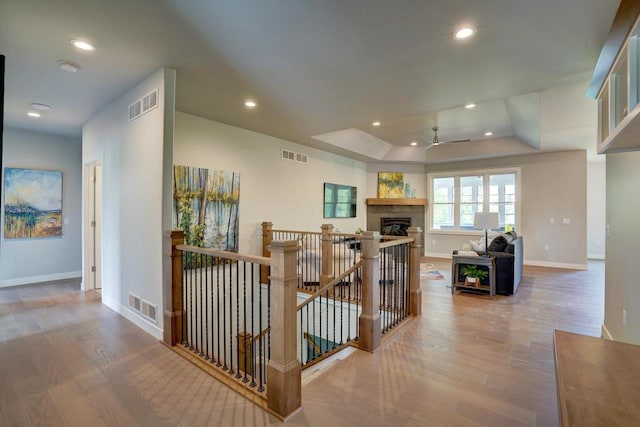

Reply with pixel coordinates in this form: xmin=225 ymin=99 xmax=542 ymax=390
xmin=596 ymin=14 xmax=640 ymax=154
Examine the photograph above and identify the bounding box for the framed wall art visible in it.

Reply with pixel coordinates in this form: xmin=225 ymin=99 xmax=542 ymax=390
xmin=324 ymin=183 xmax=357 ymax=218
xmin=173 ymin=165 xmax=240 ymax=252
xmin=4 ymin=167 xmax=63 ymax=239
xmin=377 ymin=172 xmax=404 ymax=198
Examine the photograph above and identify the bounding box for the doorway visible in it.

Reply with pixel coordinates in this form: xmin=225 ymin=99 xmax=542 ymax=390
xmin=84 ymin=163 xmax=103 ymax=291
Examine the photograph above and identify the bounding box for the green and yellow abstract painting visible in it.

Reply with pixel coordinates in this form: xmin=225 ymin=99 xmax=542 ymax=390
xmin=377 ymin=172 xmax=404 ymax=198
xmin=173 ymin=165 xmax=240 ymax=252
xmin=4 ymin=168 xmax=63 ymax=239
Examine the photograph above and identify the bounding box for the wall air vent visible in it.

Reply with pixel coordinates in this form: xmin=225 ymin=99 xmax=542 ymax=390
xmin=129 ymin=293 xmax=157 ymax=323
xmin=128 ymin=100 xmax=142 ymax=121
xmin=142 ymin=89 xmax=158 ymax=113
xmin=128 ymin=88 xmax=159 ymax=122
xmin=128 ymin=292 xmax=141 ymax=312
xmin=282 ymin=149 xmax=295 ymax=160
xmin=282 ymin=149 xmax=308 ymax=164
xmin=141 ymin=299 xmax=158 ymax=323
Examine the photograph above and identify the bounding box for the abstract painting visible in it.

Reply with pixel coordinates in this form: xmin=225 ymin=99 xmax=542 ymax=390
xmin=4 ymin=168 xmax=63 ymax=239
xmin=377 ymin=172 xmax=404 ymax=198
xmin=173 ymin=165 xmax=240 ymax=252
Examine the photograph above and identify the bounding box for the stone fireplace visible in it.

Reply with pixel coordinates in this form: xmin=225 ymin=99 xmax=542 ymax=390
xmin=380 ymin=217 xmax=412 ymax=236
xmin=366 ymin=198 xmax=427 ymax=236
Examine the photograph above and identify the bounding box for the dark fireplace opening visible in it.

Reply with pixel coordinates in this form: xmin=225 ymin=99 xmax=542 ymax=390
xmin=381 ymin=217 xmax=411 ymax=236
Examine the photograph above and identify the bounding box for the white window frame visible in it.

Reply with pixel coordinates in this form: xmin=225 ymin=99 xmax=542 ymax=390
xmin=428 ymin=167 xmax=521 ymax=235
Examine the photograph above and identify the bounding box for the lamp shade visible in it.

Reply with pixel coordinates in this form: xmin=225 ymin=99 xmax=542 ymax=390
xmin=473 ymin=212 xmax=499 ymax=230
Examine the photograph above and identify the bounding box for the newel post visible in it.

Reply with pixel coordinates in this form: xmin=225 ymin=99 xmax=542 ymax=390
xmin=261 ymin=221 xmax=273 ymax=283
xmin=359 ymin=231 xmax=381 ymax=352
xmin=267 ymin=240 xmax=302 ymax=419
xmin=320 ymin=224 xmax=334 ymax=287
xmin=163 ymin=230 xmax=185 ymax=346
xmin=407 ymin=226 xmax=423 ymax=316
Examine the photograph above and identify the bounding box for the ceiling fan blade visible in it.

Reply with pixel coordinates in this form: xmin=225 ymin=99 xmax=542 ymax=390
xmin=424 ymin=142 xmax=435 ymax=150
xmin=442 ymin=139 xmax=471 ymax=144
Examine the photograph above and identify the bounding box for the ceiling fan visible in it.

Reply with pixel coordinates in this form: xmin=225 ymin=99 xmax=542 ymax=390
xmin=425 ymin=126 xmax=471 ymax=150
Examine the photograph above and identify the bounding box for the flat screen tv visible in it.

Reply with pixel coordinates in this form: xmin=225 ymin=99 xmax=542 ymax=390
xmin=323 ymin=183 xmax=357 ymax=218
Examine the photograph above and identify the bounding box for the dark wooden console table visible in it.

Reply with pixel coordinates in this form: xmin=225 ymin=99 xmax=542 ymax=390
xmin=554 ymin=330 xmax=640 ymax=426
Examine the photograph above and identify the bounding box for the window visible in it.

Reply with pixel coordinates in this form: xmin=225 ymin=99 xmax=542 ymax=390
xmin=432 ymin=177 xmax=454 ymax=230
xmin=429 ymin=168 xmax=519 ymax=233
xmin=460 ymin=175 xmax=483 ymax=229
xmin=490 ymin=174 xmax=516 ymax=228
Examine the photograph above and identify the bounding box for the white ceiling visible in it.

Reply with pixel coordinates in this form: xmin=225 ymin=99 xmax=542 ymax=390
xmin=0 ymin=0 xmax=620 ymax=164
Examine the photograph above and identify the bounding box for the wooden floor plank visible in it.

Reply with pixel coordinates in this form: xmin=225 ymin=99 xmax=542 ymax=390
xmin=0 ymin=260 xmax=604 ymax=426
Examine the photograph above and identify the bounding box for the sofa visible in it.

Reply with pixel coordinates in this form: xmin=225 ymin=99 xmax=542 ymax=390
xmin=453 ymin=232 xmax=523 ymax=295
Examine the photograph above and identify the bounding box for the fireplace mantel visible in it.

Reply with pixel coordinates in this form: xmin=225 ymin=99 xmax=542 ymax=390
xmin=366 ymin=198 xmax=428 ymax=206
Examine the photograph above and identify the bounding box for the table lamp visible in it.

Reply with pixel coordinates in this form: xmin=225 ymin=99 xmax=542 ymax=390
xmin=474 ymin=212 xmax=499 ymax=256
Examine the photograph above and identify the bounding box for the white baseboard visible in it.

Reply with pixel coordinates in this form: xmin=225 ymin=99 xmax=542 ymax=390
xmin=0 ymin=271 xmax=82 ymax=288
xmin=524 ymin=260 xmax=587 ymax=270
xmin=425 ymin=253 xmax=587 ymax=270
xmin=102 ymin=295 xmax=164 ymax=340
xmin=601 ymin=324 xmax=614 ymax=340
xmin=423 ymin=252 xmax=453 ymax=259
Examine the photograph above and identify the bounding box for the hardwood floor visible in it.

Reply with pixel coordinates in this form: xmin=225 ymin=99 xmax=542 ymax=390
xmin=0 ymin=260 xmax=604 ymax=426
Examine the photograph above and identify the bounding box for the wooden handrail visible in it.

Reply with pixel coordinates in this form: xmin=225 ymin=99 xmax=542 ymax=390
xmin=331 ymin=233 xmax=361 ymax=238
xmin=177 ymin=244 xmax=271 ymax=266
xmin=252 ymin=327 xmax=270 ymax=343
xmin=379 ymin=237 xmax=413 ymax=248
xmin=296 ymin=260 xmax=363 ymax=311
xmin=303 ymin=333 xmax=322 ymax=354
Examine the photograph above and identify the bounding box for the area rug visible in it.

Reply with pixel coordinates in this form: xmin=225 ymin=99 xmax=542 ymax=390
xmin=420 ymin=263 xmax=445 ymax=281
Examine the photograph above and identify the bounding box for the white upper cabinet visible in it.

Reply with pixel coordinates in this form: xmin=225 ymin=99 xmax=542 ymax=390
xmin=589 ymin=1 xmax=640 ymax=154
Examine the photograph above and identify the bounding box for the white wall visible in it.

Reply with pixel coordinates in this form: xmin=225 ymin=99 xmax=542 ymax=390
xmin=424 ymin=150 xmax=588 ymax=269
xmin=587 ymin=159 xmax=606 ymax=259
xmin=82 ymin=68 xmax=175 ymax=339
xmin=366 ymin=163 xmax=427 ymax=199
xmin=1 ymin=128 xmax=82 ymax=286
xmin=604 ymin=150 xmax=640 ymax=344
xmin=174 ymin=112 xmax=368 ymax=255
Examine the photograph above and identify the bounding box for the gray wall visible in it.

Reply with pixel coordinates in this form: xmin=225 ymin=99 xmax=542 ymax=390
xmin=587 ymin=160 xmax=606 ymax=259
xmin=1 ymin=128 xmax=82 ymax=286
xmin=424 ymin=150 xmax=587 ymax=268
xmin=604 ymin=151 xmax=640 ymax=344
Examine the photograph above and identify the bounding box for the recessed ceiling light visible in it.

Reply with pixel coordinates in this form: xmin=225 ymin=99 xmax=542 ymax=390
xmin=454 ymin=27 xmax=476 ymax=40
xmin=484 ymin=131 xmax=493 ymax=136
xmin=372 ymin=121 xmax=381 ymax=126
xmin=58 ymin=60 xmax=80 ymax=72
xmin=464 ymin=103 xmax=476 ymax=109
xmin=27 ymin=111 xmax=41 ymax=118
xmin=30 ymin=103 xmax=51 ymax=111
xmin=244 ymin=100 xmax=257 ymax=108
xmin=410 ymin=141 xmax=418 ymax=146
xmin=71 ymin=39 xmax=95 ymax=51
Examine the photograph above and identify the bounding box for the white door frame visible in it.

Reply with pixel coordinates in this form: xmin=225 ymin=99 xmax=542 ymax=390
xmin=82 ymin=163 xmax=102 ymax=291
